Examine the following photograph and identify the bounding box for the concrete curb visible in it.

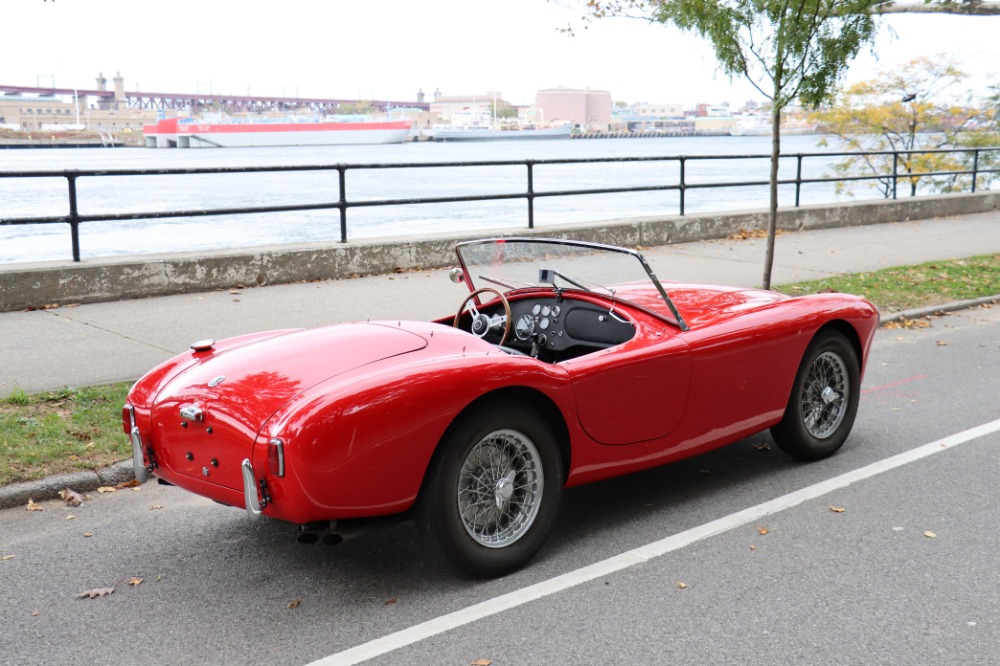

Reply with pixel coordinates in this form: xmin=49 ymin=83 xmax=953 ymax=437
xmin=0 ymin=459 xmax=134 ymax=510
xmin=3 ymin=295 xmax=998 ymax=511
xmin=880 ymin=294 xmax=1000 ymax=324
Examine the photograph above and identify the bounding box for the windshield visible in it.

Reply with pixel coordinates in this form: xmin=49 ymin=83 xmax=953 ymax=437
xmin=455 ymin=238 xmax=688 ymax=330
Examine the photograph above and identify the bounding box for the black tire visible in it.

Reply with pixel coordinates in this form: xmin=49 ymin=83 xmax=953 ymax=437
xmin=770 ymin=330 xmax=861 ymax=461
xmin=416 ymin=401 xmax=563 ymax=578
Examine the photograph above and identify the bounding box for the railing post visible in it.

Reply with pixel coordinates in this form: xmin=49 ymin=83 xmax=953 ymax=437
xmin=678 ymin=157 xmax=686 ymax=216
xmin=972 ymin=148 xmax=980 ymax=193
xmin=66 ymin=173 xmax=81 ymax=262
xmin=892 ymin=152 xmax=898 ymax=200
xmin=526 ymin=161 xmax=535 ymax=229
xmin=795 ymin=154 xmax=803 ymax=207
xmin=337 ymin=165 xmax=348 ymax=242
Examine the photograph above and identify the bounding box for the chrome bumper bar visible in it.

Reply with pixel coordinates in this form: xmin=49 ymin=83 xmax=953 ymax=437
xmin=126 ymin=405 xmax=149 ymax=484
xmin=241 ymin=458 xmax=263 ymax=521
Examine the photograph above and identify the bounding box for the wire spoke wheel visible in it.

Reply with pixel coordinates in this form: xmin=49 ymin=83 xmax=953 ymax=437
xmin=417 ymin=401 xmax=562 ymax=577
xmin=771 ymin=331 xmax=860 ymax=461
xmin=801 ymin=351 xmax=849 ymax=440
xmin=457 ymin=429 xmax=543 ymax=548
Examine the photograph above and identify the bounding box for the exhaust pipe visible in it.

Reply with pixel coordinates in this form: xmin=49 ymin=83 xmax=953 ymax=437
xmin=296 ymin=515 xmax=405 ymax=546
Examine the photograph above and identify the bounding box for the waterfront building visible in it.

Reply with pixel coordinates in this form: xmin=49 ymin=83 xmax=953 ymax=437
xmin=535 ymin=88 xmax=612 ymax=132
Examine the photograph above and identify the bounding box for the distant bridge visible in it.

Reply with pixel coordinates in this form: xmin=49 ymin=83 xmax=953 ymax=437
xmin=0 ymin=83 xmax=429 ymax=114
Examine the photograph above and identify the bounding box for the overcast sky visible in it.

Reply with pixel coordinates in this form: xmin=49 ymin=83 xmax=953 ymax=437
xmin=3 ymin=0 xmax=997 ymax=107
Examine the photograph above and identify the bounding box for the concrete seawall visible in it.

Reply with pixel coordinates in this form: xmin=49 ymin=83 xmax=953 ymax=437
xmin=2 ymin=191 xmax=997 ymax=313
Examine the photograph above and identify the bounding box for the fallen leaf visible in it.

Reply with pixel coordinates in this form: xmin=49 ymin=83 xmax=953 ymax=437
xmin=677 ymin=582 xmax=688 ymax=589
xmin=924 ymin=530 xmax=937 ymax=538
xmin=149 ymin=505 xmax=163 ymax=511
xmin=829 ymin=505 xmax=846 ymax=513
xmin=471 ymin=660 xmax=493 ymax=666
xmin=116 ymin=480 xmax=141 ymax=489
xmin=1 ymin=554 xmax=15 ymax=561
xmin=76 ymin=587 xmax=114 ymax=599
xmin=31 ymin=609 xmax=39 ymax=617
xmin=96 ymin=486 xmax=116 ymax=494
xmin=288 ymin=599 xmax=302 ymax=609
xmin=758 ymin=526 xmax=769 ymax=536
xmin=65 ymin=515 xmax=76 ymax=521
xmin=60 ymin=489 xmax=84 ymax=509
xmin=26 ymin=498 xmax=43 ymax=512
xmin=83 ymin=532 xmax=93 ymax=538
xmin=128 ymin=577 xmax=144 ymax=586
xmin=384 ymin=598 xmax=397 ymax=606
xmin=749 ymin=544 xmax=756 ymax=551
xmin=936 ymin=340 xmax=948 ymax=347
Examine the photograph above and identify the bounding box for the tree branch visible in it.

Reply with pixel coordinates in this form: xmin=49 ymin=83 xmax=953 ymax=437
xmin=878 ymin=1 xmax=1000 ymax=15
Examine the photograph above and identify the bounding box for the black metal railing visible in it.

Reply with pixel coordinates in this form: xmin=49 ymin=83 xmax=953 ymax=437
xmin=1 ymin=146 xmax=998 ymax=262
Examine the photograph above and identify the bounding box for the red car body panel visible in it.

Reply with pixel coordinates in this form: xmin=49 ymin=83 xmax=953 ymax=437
xmin=125 ymin=271 xmax=879 ymax=527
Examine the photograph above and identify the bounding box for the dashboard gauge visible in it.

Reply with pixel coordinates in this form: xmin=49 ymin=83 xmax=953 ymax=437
xmin=515 ymin=314 xmax=534 ymax=340
xmin=551 ymin=306 xmax=561 ymax=317
xmin=531 ymin=304 xmax=541 ymax=315
xmin=539 ymin=317 xmax=550 ymax=330
xmin=541 ymin=305 xmax=551 ymax=316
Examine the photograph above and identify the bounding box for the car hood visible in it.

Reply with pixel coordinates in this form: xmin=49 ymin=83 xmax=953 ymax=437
xmin=153 ymin=323 xmax=428 ymax=440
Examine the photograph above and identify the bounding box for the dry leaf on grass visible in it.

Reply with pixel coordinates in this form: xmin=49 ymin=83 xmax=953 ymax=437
xmin=76 ymin=587 xmax=114 ymax=599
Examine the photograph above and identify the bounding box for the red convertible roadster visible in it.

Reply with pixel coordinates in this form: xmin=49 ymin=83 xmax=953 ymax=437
xmin=125 ymin=238 xmax=878 ymax=576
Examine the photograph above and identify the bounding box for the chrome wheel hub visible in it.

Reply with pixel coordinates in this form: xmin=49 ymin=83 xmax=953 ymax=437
xmin=802 ymin=351 xmax=849 ymax=439
xmin=457 ymin=429 xmax=543 ymax=548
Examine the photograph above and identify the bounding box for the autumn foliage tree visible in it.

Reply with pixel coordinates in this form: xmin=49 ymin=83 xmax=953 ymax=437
xmin=815 ymin=56 xmax=1000 ymax=198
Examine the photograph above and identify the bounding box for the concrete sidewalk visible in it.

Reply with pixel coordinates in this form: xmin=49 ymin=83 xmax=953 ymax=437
xmin=1 ymin=210 xmax=998 ymax=396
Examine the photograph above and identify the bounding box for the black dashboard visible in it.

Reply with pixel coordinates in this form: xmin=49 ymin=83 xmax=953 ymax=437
xmin=498 ymin=296 xmax=636 ymax=360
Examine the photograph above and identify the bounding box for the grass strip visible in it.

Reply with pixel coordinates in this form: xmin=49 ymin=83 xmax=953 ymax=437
xmin=0 ymin=383 xmax=132 ymax=486
xmin=775 ymin=253 xmax=1000 ymax=313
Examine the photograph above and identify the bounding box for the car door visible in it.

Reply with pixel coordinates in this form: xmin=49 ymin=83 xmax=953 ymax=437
xmin=563 ymin=334 xmax=692 ymax=445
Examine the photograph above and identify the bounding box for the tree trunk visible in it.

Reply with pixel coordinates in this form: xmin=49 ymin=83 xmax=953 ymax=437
xmin=762 ymin=106 xmax=782 ymax=290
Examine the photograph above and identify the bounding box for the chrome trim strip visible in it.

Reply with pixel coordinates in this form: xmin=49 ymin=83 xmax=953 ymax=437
xmin=241 ymin=458 xmax=262 ymax=521
xmin=127 ymin=405 xmax=149 ymax=484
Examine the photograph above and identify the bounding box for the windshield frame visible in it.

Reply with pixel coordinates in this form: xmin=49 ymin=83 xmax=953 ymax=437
xmin=454 ymin=237 xmax=688 ymax=331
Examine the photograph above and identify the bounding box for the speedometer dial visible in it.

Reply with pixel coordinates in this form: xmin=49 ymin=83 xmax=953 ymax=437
xmin=515 ymin=314 xmax=534 ymax=340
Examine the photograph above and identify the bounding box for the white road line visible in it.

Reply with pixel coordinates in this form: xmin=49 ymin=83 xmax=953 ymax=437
xmin=308 ymin=418 xmax=1000 ymax=666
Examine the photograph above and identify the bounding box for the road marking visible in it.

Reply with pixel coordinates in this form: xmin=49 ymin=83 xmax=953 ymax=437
xmin=861 ymin=374 xmax=929 ymax=394
xmin=308 ymin=418 xmax=1000 ymax=666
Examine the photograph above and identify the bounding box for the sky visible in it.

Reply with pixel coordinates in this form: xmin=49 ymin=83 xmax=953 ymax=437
xmin=3 ymin=0 xmax=998 ymax=108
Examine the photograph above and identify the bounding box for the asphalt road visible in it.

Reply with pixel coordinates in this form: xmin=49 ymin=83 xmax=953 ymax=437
xmin=1 ymin=304 xmax=998 ymax=665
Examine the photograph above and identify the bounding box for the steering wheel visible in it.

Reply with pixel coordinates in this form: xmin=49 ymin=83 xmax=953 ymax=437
xmin=453 ymin=287 xmax=512 ymax=346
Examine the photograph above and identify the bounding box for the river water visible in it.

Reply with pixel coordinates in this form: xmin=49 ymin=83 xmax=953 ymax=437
xmin=0 ymin=134 xmax=873 ymax=264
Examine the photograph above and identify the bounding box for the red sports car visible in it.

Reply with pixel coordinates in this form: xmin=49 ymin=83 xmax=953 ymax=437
xmin=124 ymin=238 xmax=879 ymax=577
